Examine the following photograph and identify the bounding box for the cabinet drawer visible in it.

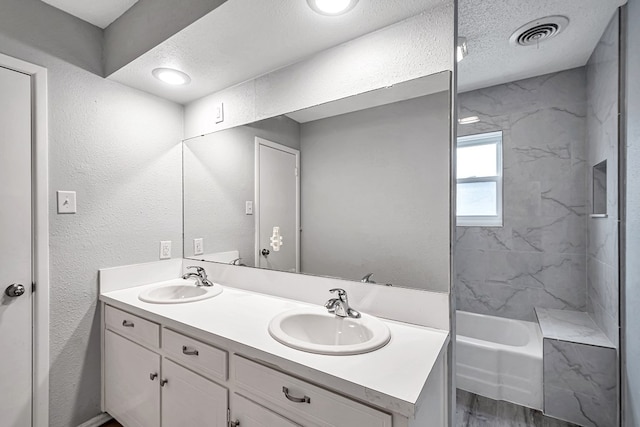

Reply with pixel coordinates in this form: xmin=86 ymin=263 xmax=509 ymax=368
xmin=105 ymin=305 xmax=160 ymax=349
xmin=232 ymin=394 xmax=300 ymax=427
xmin=162 ymin=328 xmax=228 ymax=381
xmin=233 ymin=356 xmax=392 ymax=427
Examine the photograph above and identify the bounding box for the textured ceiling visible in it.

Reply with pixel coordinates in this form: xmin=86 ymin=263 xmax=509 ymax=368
xmin=458 ymin=0 xmax=626 ymax=92
xmin=287 ymin=72 xmax=450 ymax=123
xmin=40 ymin=0 xmax=138 ymax=28
xmin=108 ymin=0 xmax=447 ymax=104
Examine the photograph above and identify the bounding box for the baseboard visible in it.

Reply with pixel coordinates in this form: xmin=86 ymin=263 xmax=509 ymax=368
xmin=77 ymin=413 xmax=112 ymax=427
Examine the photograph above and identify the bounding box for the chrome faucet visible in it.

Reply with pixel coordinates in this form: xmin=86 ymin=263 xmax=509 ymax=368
xmin=324 ymin=288 xmax=361 ymax=319
xmin=229 ymin=257 xmax=245 ymax=266
xmin=361 ymin=273 xmax=376 ymax=284
xmin=182 ymin=266 xmax=214 ymax=287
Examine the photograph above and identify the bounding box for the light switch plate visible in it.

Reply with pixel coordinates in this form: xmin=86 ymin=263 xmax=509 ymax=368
xmin=215 ymin=102 xmax=224 ymax=124
xmin=245 ymin=201 xmax=253 ymax=215
xmin=57 ymin=191 xmax=77 ymax=214
xmin=194 ymin=238 xmax=204 ymax=255
xmin=160 ymin=241 xmax=172 ymax=259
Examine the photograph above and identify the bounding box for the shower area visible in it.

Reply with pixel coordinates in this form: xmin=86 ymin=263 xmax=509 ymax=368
xmin=454 ymin=9 xmax=621 ymax=427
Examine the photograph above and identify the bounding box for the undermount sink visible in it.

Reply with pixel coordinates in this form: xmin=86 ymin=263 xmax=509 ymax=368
xmin=138 ymin=279 xmax=223 ymax=304
xmin=268 ymin=307 xmax=391 ymax=355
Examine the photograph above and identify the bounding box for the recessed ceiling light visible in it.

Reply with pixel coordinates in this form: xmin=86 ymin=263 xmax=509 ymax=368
xmin=457 ymin=37 xmax=468 ymax=62
xmin=458 ymin=116 xmax=480 ymax=125
xmin=152 ymin=68 xmax=191 ymax=86
xmin=307 ymin=0 xmax=358 ymax=16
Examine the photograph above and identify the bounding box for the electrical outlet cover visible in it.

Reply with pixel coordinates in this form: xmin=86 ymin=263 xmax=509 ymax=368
xmin=194 ymin=238 xmax=204 ymax=255
xmin=160 ymin=241 xmax=172 ymax=259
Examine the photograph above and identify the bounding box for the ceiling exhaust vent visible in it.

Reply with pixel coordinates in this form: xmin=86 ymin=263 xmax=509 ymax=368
xmin=509 ymin=16 xmax=569 ymax=47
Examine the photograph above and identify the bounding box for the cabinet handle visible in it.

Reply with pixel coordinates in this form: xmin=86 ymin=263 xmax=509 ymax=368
xmin=282 ymin=386 xmax=311 ymax=404
xmin=149 ymin=373 xmax=158 ymax=381
xmin=228 ymin=421 xmax=240 ymax=427
xmin=122 ymin=320 xmax=134 ymax=327
xmin=182 ymin=345 xmax=199 ymax=356
xmin=160 ymin=379 xmax=168 ymax=387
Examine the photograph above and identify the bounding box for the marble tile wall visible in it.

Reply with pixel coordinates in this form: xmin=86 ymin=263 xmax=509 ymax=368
xmin=456 ymin=389 xmax=577 ymax=427
xmin=586 ymin=12 xmax=620 ymax=348
xmin=456 ymin=67 xmax=588 ymax=322
xmin=543 ymin=339 xmax=617 ymax=427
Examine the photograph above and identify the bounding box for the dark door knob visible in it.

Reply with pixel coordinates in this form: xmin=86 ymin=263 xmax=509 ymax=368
xmin=5 ymin=284 xmax=26 ymax=298
xmin=261 ymin=249 xmax=270 ymax=256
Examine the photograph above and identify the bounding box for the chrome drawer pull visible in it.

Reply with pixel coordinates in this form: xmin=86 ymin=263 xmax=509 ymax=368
xmin=282 ymin=386 xmax=311 ymax=404
xmin=122 ymin=320 xmax=134 ymax=327
xmin=182 ymin=345 xmax=199 ymax=356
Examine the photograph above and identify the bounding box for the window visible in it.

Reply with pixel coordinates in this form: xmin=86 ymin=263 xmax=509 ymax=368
xmin=456 ymin=131 xmax=503 ymax=226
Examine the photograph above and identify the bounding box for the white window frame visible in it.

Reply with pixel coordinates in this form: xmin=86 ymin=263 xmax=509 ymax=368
xmin=456 ymin=131 xmax=503 ymax=227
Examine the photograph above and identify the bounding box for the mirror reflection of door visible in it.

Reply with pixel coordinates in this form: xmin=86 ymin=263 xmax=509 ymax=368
xmin=255 ymin=137 xmax=300 ymax=272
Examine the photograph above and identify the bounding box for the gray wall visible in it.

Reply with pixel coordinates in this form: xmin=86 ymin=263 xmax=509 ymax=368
xmin=0 ymin=4 xmax=184 ymax=426
xmin=455 ymin=68 xmax=588 ymax=321
xmin=104 ymin=0 xmax=228 ymax=75
xmin=586 ymin=12 xmax=620 ymax=347
xmin=624 ymin=0 xmax=640 ymax=424
xmin=299 ymin=92 xmax=451 ymax=291
xmin=183 ymin=2 xmax=455 ymax=139
xmin=0 ymin=0 xmax=102 ymax=75
xmin=183 ymin=116 xmax=300 ymax=264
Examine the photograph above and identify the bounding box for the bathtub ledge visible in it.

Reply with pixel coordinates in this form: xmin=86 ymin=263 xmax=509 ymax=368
xmin=535 ymin=307 xmax=614 ymax=348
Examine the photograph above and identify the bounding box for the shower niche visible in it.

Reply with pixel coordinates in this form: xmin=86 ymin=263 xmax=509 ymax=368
xmin=592 ymin=160 xmax=607 ymax=217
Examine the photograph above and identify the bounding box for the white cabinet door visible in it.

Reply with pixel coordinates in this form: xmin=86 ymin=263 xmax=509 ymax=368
xmin=231 ymin=394 xmax=300 ymax=427
xmin=105 ymin=330 xmax=160 ymax=427
xmin=161 ymin=358 xmax=228 ymax=427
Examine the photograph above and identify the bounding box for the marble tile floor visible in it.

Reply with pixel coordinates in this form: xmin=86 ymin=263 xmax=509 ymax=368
xmin=456 ymin=389 xmax=578 ymax=427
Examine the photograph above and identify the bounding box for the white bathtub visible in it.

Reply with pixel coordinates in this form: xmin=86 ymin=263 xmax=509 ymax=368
xmin=456 ymin=311 xmax=543 ymax=410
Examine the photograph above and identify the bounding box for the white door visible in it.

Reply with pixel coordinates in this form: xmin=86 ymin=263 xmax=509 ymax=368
xmin=255 ymin=138 xmax=299 ymax=272
xmin=0 ymin=65 xmax=33 ymax=427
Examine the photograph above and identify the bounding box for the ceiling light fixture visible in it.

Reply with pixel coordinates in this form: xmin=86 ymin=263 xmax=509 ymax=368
xmin=307 ymin=0 xmax=358 ymax=16
xmin=152 ymin=68 xmax=191 ymax=86
xmin=458 ymin=116 xmax=480 ymax=125
xmin=457 ymin=37 xmax=468 ymax=62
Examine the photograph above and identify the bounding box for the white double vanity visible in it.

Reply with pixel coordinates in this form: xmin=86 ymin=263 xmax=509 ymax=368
xmin=99 ymin=259 xmax=450 ymax=427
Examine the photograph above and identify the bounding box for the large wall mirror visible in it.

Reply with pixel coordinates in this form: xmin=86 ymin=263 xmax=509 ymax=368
xmin=183 ymin=71 xmax=451 ymax=292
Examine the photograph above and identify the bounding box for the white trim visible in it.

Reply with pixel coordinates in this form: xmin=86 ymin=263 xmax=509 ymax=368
xmin=254 ymin=141 xmax=260 ymax=268
xmin=254 ymin=137 xmax=301 ymax=271
xmin=0 ymin=52 xmax=50 ymax=427
xmin=77 ymin=413 xmax=112 ymax=427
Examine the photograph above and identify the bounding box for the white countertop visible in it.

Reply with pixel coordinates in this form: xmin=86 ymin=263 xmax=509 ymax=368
xmin=100 ymin=281 xmax=449 ymax=417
